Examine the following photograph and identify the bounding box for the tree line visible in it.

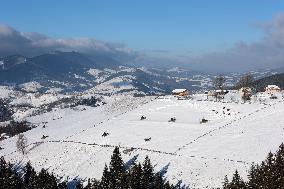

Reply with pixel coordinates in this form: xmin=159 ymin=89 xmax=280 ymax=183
xmin=1 ymin=143 xmax=284 ymax=189
xmin=223 ymin=143 xmax=284 ymax=189
xmin=0 ymin=147 xmax=176 ymax=189
xmin=0 ymin=99 xmax=13 ymax=122
xmin=0 ymin=121 xmax=33 ymax=138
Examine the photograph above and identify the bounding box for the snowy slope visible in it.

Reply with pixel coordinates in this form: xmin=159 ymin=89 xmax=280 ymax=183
xmin=1 ymin=93 xmax=284 ymax=188
xmin=0 ymin=86 xmax=14 ymax=99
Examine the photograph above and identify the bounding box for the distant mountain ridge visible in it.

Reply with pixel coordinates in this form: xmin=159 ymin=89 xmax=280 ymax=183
xmin=252 ymin=73 xmax=284 ymax=92
xmin=0 ymin=51 xmax=282 ymax=95
xmin=0 ymin=51 xmax=121 ymax=84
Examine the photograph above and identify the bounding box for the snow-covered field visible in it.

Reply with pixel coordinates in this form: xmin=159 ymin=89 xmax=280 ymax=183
xmin=1 ymin=92 xmax=284 ymax=188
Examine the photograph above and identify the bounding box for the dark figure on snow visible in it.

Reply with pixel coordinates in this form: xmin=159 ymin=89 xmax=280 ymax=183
xmin=144 ymin=137 xmax=151 ymax=142
xmin=169 ymin=117 xmax=176 ymax=122
xmin=102 ymin=132 xmax=109 ymax=137
xmin=140 ymin=115 xmax=146 ymax=120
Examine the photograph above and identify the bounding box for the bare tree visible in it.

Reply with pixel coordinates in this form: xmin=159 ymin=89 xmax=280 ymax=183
xmin=236 ymin=74 xmax=254 ymax=102
xmin=16 ymin=133 xmax=27 ymax=155
xmin=236 ymin=74 xmax=254 ymax=89
xmin=213 ymin=75 xmax=226 ymax=101
xmin=241 ymin=87 xmax=252 ymax=102
xmin=214 ymin=75 xmax=226 ymax=91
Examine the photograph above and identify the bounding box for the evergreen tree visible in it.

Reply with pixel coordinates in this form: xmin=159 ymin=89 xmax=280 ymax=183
xmin=84 ymin=179 xmax=93 ymax=189
xmin=91 ymin=179 xmax=101 ymax=189
xmin=23 ymin=161 xmax=38 ymax=189
xmin=228 ymin=170 xmax=246 ymax=189
xmin=129 ymin=163 xmax=142 ymax=189
xmin=263 ymin=152 xmax=275 ymax=188
xmin=0 ymin=159 xmax=22 ymax=189
xmin=0 ymin=157 xmax=7 ymax=185
xmin=100 ymin=164 xmax=111 ymax=189
xmin=153 ymin=172 xmax=164 ymax=189
xmin=58 ymin=181 xmax=68 ymax=189
xmin=108 ymin=146 xmax=125 ymax=189
xmin=247 ymin=164 xmax=258 ymax=189
xmin=85 ymin=178 xmax=100 ymax=189
xmin=75 ymin=181 xmax=84 ymax=189
xmin=142 ymin=156 xmax=155 ymax=189
xmin=164 ymin=181 xmax=174 ymax=189
xmin=274 ymin=143 xmax=284 ymax=188
xmin=37 ymin=168 xmax=58 ymax=189
xmin=0 ymin=99 xmax=12 ymax=122
xmin=223 ymin=175 xmax=229 ymax=189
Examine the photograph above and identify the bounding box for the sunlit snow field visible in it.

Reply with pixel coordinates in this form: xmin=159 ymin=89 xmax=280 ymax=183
xmin=1 ymin=92 xmax=284 ymax=188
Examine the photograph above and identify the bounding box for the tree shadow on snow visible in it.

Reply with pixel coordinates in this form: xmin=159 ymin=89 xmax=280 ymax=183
xmin=67 ymin=176 xmax=83 ymax=189
xmin=157 ymin=163 xmax=190 ymax=188
xmin=175 ymin=180 xmax=191 ymax=189
xmin=27 ymin=141 xmax=44 ymax=153
xmin=124 ymin=154 xmax=139 ymax=171
xmin=159 ymin=162 xmax=170 ymax=177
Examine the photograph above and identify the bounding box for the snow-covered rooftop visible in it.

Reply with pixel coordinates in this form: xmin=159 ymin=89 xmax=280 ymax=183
xmin=172 ymin=89 xmax=187 ymax=93
xmin=266 ymin=85 xmax=281 ymax=90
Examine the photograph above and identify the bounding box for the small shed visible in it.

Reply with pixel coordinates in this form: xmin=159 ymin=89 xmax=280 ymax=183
xmin=172 ymin=89 xmax=189 ymax=96
xmin=265 ymin=85 xmax=281 ymax=94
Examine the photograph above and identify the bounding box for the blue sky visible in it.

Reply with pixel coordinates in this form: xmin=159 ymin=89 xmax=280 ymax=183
xmin=1 ymin=0 xmax=284 ymax=54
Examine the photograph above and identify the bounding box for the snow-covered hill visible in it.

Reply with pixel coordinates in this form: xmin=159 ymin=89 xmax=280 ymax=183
xmin=1 ymin=91 xmax=284 ymax=188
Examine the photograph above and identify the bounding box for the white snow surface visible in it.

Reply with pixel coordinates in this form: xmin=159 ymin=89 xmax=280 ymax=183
xmin=1 ymin=93 xmax=284 ymax=188
xmin=87 ymin=68 xmax=102 ymax=76
xmin=19 ymin=81 xmax=43 ymax=92
xmin=10 ymin=93 xmax=62 ymax=108
xmin=172 ymin=89 xmax=187 ymax=93
xmin=87 ymin=76 xmax=135 ymax=94
xmin=0 ymin=86 xmax=14 ymax=99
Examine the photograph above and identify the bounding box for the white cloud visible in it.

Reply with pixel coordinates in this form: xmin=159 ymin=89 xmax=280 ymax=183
xmin=1 ymin=13 xmax=284 ymax=73
xmin=0 ymin=24 xmax=134 ymax=58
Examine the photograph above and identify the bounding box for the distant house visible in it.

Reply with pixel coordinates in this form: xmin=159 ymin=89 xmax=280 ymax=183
xmin=265 ymin=85 xmax=281 ymax=94
xmin=172 ymin=89 xmax=189 ymax=96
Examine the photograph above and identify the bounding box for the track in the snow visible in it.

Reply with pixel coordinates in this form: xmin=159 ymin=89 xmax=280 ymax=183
xmin=174 ymin=100 xmax=283 ymax=153
xmin=64 ymin=97 xmax=158 ymax=140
